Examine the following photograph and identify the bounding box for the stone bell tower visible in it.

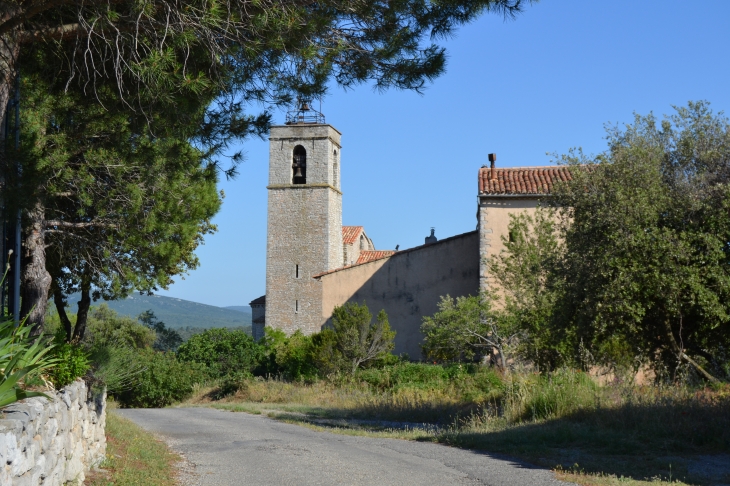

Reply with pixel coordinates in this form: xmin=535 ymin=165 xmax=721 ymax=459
xmin=263 ymin=102 xmax=343 ymax=337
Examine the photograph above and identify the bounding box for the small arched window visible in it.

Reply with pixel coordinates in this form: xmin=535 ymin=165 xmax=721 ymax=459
xmin=292 ymin=145 xmax=307 ymax=184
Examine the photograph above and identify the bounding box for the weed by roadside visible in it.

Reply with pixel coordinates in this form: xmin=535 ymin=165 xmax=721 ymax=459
xmin=187 ymin=366 xmax=730 ymax=486
xmin=86 ymin=404 xmax=182 ymax=486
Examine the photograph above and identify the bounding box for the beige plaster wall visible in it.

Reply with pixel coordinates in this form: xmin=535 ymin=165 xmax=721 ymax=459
xmin=316 ymin=231 xmax=480 ymax=358
xmin=478 ymin=196 xmax=543 ymax=293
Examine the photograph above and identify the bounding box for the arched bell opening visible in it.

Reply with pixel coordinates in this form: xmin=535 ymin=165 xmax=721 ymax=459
xmin=292 ymin=145 xmax=307 ymax=184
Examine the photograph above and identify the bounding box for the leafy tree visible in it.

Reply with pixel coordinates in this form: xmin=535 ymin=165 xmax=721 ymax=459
xmin=552 ymin=101 xmax=730 ymax=381
xmin=138 ymin=310 xmax=183 ymax=352
xmin=421 ymin=294 xmax=519 ymax=369
xmin=84 ymin=305 xmax=156 ymax=351
xmin=177 ymin=328 xmax=263 ymax=378
xmin=331 ymin=302 xmax=395 ymax=374
xmin=488 ymin=209 xmax=567 ymax=370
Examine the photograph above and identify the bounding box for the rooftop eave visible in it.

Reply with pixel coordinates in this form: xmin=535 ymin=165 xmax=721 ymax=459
xmin=478 ymin=192 xmax=555 ymax=198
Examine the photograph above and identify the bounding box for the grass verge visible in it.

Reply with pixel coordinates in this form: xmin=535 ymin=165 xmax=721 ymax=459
xmin=187 ymin=366 xmax=730 ymax=486
xmin=86 ymin=405 xmax=182 ymax=486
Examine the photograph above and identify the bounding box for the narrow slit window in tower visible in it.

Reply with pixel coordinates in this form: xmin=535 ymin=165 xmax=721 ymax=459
xmin=295 ymin=264 xmax=300 ymax=278
xmin=295 ymin=300 xmax=299 ymax=312
xmin=292 ymin=145 xmax=307 ymax=184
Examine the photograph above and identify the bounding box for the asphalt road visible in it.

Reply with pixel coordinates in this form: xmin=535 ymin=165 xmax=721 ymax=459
xmin=116 ymin=407 xmax=568 ymax=486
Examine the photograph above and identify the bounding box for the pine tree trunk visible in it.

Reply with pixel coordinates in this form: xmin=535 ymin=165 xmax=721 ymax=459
xmin=52 ymin=284 xmax=74 ymax=342
xmin=20 ymin=202 xmax=52 ymax=334
xmin=72 ymin=278 xmax=92 ymax=342
xmin=0 ymin=30 xmax=19 ymax=136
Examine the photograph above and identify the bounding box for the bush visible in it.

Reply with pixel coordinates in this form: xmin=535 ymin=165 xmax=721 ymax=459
xmin=47 ymin=341 xmax=89 ymax=389
xmin=85 ymin=305 xmax=156 ymax=350
xmin=87 ymin=344 xmax=147 ymax=394
xmin=116 ymin=348 xmax=206 ymax=408
xmin=357 ymin=362 xmax=503 ymax=397
xmin=177 ymin=328 xmax=263 ymax=378
xmin=331 ymin=302 xmax=395 ymax=374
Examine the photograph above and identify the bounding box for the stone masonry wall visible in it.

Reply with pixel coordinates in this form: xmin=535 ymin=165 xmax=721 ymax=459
xmin=265 ymin=124 xmax=343 ymax=335
xmin=0 ymin=380 xmax=106 ymax=485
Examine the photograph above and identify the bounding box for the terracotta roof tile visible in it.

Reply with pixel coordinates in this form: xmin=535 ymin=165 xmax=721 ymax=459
xmin=478 ymin=166 xmax=573 ymax=195
xmin=356 ymin=250 xmax=395 ymax=265
xmin=342 ymin=226 xmax=364 ymax=245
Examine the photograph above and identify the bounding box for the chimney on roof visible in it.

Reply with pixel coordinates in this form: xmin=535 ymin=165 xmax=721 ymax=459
xmin=425 ymin=228 xmax=437 ymax=245
xmin=488 ymin=153 xmax=497 ymax=181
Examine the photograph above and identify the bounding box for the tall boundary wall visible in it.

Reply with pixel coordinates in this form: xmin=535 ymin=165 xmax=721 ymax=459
xmin=316 ymin=231 xmax=480 ymax=358
xmin=0 ymin=380 xmax=106 ymax=485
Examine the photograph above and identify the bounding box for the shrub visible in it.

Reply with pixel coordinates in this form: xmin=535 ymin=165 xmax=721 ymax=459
xmin=85 ymin=305 xmax=155 ymax=350
xmin=255 ymin=328 xmax=344 ymax=381
xmin=357 ymin=362 xmax=503 ymax=398
xmin=47 ymin=341 xmax=89 ymax=389
xmin=116 ymin=348 xmax=206 ymax=408
xmin=87 ymin=344 xmax=147 ymax=394
xmin=177 ymin=328 xmax=263 ymax=378
xmin=331 ymin=302 xmax=395 ymax=374
xmin=270 ymin=331 xmax=319 ymax=380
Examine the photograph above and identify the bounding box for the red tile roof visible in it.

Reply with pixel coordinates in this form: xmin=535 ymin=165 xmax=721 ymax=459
xmin=478 ymin=166 xmax=573 ymax=195
xmin=356 ymin=250 xmax=395 ymax=265
xmin=342 ymin=226 xmax=364 ymax=245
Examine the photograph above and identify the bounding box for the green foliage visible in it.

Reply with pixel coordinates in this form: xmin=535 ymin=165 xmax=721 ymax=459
xmin=0 ymin=319 xmax=57 ymax=408
xmin=489 ymin=209 xmax=568 ymax=370
xmin=85 ymin=305 xmax=156 ymax=350
xmin=46 ymin=332 xmax=90 ymax=389
xmin=177 ymin=328 xmax=263 ymax=378
xmin=551 ymin=101 xmax=730 ymax=379
xmin=421 ymin=295 xmax=519 ymax=369
xmin=257 ymin=328 xmax=347 ymax=380
xmin=357 ymin=362 xmax=503 ymax=397
xmin=332 ymin=302 xmax=396 ymax=374
xmin=138 ymin=310 xmax=183 ymax=352
xmin=513 ymin=369 xmax=598 ymax=421
xmin=116 ymin=349 xmax=207 ymax=408
xmin=88 ymin=345 xmax=147 ymax=395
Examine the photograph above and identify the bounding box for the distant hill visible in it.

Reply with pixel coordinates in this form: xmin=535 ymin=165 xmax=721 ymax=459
xmin=223 ymin=306 xmax=253 ymax=313
xmin=66 ymin=294 xmax=252 ymax=329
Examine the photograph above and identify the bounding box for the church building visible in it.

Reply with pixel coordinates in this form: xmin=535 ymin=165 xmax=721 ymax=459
xmin=250 ymin=105 xmax=572 ymax=357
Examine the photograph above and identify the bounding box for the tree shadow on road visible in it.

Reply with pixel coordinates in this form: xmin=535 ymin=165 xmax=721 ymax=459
xmin=268 ymin=394 xmax=730 ymax=486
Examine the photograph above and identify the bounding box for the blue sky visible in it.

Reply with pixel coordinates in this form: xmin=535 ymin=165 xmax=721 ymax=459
xmin=157 ymin=0 xmax=730 ymax=307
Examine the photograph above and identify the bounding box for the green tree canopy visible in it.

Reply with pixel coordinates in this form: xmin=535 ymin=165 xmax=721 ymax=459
xmin=331 ymin=302 xmax=395 ymax=374
xmin=552 ymin=101 xmax=730 ymax=380
xmin=11 ymin=57 xmax=224 ymax=336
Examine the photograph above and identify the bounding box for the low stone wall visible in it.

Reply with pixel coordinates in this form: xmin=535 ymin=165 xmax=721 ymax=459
xmin=0 ymin=380 xmax=106 ymax=485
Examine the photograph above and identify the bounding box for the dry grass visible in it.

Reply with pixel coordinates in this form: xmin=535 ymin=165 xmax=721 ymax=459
xmin=187 ymin=367 xmax=730 ymax=486
xmin=86 ymin=403 xmax=182 ymax=486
